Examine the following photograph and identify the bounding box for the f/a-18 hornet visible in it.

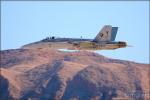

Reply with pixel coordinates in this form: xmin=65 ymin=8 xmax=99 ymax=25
xmin=40 ymin=25 xmax=127 ymax=50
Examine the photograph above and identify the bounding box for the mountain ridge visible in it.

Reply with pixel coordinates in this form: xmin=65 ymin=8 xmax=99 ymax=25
xmin=0 ymin=48 xmax=149 ymax=100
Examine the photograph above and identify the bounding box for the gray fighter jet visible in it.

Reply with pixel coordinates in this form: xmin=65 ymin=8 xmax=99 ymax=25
xmin=40 ymin=25 xmax=127 ymax=50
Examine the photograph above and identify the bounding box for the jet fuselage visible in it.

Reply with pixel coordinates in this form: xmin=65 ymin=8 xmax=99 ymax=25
xmin=27 ymin=25 xmax=127 ymax=50
xmin=41 ymin=37 xmax=127 ymax=50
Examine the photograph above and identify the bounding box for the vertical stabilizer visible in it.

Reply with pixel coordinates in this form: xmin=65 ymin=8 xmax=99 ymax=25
xmin=93 ymin=25 xmax=118 ymax=42
xmin=111 ymin=27 xmax=118 ymax=41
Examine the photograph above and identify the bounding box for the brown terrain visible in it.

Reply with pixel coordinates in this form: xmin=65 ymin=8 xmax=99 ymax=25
xmin=0 ymin=47 xmax=150 ymax=100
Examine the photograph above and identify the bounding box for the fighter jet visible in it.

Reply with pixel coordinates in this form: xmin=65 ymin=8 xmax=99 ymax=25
xmin=39 ymin=25 xmax=127 ymax=50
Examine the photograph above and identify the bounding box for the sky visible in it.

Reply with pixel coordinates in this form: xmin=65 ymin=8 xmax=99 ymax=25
xmin=1 ymin=1 xmax=149 ymax=64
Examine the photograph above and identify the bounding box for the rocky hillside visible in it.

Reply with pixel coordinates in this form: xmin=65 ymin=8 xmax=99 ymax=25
xmin=0 ymin=48 xmax=149 ymax=100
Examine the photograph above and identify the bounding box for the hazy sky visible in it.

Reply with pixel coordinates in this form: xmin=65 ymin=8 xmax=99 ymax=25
xmin=1 ymin=1 xmax=149 ymax=63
